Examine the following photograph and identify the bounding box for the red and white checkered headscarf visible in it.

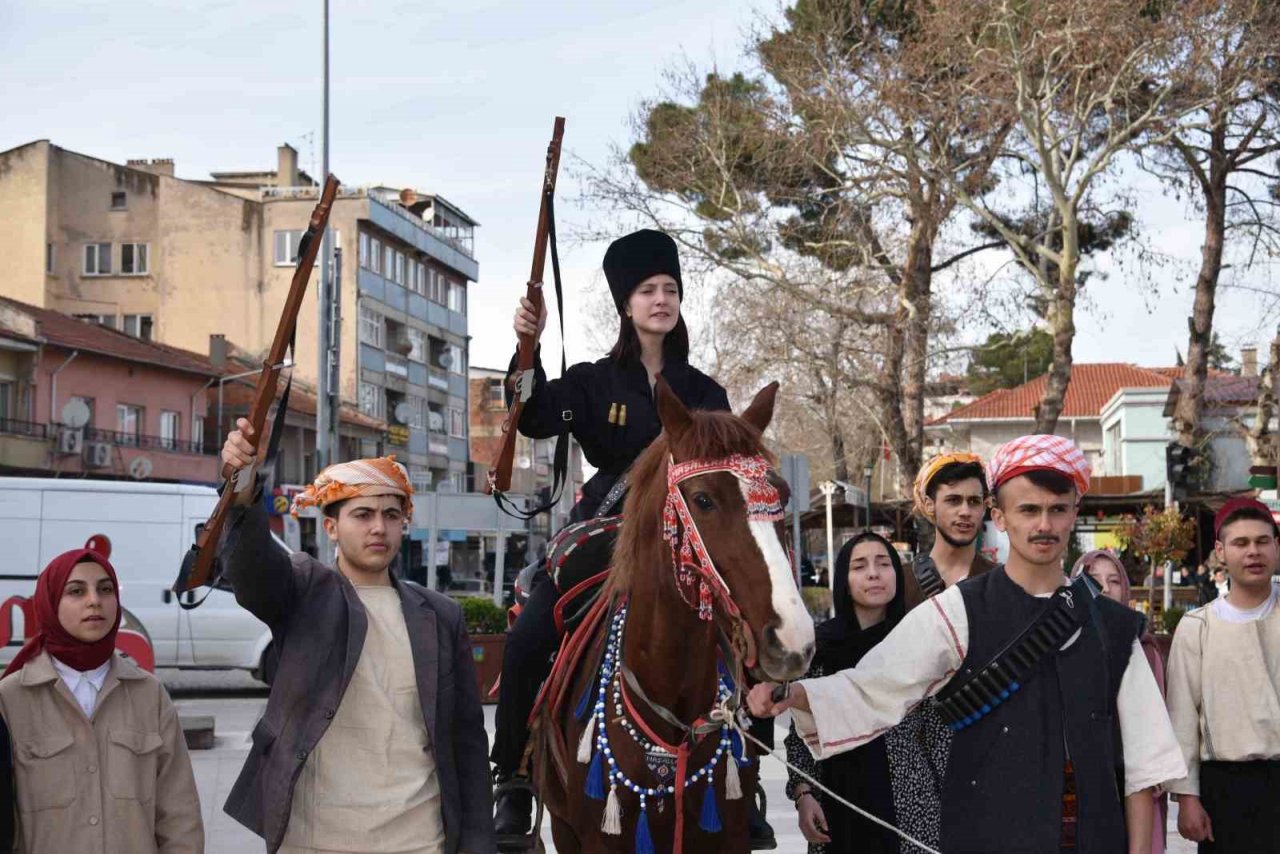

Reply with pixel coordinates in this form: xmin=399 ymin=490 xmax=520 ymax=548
xmin=987 ymin=435 xmax=1091 ymax=496
xmin=291 ymin=456 xmax=414 ymax=517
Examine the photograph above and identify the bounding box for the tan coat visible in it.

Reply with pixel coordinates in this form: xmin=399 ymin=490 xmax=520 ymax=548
xmin=0 ymin=650 xmax=204 ymax=854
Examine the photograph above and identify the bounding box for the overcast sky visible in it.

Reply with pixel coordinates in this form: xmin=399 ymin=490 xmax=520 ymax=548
xmin=3 ymin=0 xmax=1276 ymax=396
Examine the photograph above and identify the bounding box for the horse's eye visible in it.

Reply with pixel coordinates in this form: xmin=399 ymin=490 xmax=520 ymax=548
xmin=692 ymin=492 xmax=715 ymax=511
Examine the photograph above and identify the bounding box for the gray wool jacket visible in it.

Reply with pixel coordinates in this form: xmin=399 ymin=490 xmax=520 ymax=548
xmin=218 ymin=498 xmax=495 ymax=854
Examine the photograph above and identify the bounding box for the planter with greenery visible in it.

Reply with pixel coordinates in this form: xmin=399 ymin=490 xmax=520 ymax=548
xmin=460 ymin=596 xmax=509 ymax=703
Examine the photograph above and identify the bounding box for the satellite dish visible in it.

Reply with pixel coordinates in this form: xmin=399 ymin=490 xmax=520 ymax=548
xmin=61 ymin=398 xmax=91 ymax=429
xmin=393 ymin=401 xmax=413 ymax=424
xmin=399 ymin=188 xmax=418 ymax=207
xmin=517 ymin=456 xmax=532 ymax=470
xmin=128 ymin=456 xmax=153 ymax=480
xmin=437 ymin=351 xmax=453 ymax=369
xmin=428 ymin=411 xmax=444 ymax=432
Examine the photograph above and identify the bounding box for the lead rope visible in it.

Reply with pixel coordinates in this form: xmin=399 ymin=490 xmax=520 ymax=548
xmin=710 ymin=701 xmax=943 ymax=854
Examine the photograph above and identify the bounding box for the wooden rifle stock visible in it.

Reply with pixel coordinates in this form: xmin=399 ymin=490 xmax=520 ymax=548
xmin=173 ymin=175 xmax=341 ymax=593
xmin=487 ymin=117 xmax=566 ymax=495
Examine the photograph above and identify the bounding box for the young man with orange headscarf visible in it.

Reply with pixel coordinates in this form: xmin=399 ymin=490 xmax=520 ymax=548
xmin=750 ymin=435 xmax=1186 ymax=853
xmin=218 ymin=419 xmax=494 ymax=854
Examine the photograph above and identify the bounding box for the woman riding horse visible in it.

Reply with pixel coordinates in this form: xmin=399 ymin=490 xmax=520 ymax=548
xmin=534 ymin=379 xmax=815 ymax=853
xmin=492 ymin=230 xmax=766 ymax=839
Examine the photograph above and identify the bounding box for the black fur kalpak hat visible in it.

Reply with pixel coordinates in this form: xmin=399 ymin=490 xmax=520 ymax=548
xmin=602 ymin=229 xmax=684 ymax=315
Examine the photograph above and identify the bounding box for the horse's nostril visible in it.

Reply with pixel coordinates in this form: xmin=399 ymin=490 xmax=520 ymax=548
xmin=764 ymin=625 xmax=780 ymax=648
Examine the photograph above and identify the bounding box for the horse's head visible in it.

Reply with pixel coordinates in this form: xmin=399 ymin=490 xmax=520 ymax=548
xmin=646 ymin=378 xmax=815 ymax=682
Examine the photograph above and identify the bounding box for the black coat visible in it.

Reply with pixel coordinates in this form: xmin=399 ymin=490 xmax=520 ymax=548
xmin=219 ymin=499 xmax=495 ymax=854
xmin=511 ymin=349 xmax=730 ymax=516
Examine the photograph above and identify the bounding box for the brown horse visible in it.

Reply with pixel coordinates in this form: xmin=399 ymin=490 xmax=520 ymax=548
xmin=532 ymin=379 xmax=816 ymax=853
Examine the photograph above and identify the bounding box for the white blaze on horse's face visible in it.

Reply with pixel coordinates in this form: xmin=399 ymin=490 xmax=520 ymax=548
xmin=739 ymin=481 xmax=815 ymax=680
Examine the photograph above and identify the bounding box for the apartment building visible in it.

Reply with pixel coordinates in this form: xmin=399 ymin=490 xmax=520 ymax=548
xmin=0 ymin=139 xmax=479 ymax=493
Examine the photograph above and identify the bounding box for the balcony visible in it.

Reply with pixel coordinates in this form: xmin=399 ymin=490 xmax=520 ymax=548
xmin=0 ymin=418 xmax=47 ymax=439
xmin=385 ymin=353 xmax=409 ymax=379
xmin=85 ymin=427 xmax=216 ymax=456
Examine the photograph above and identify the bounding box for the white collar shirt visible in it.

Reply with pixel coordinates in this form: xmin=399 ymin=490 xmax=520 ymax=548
xmin=50 ymin=655 xmax=111 ymax=718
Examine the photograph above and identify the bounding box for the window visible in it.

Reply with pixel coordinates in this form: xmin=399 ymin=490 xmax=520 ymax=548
xmin=370 ymin=238 xmax=383 ymax=274
xmin=1107 ymin=422 xmax=1122 ymax=475
xmin=410 ymin=260 xmax=425 ymax=295
xmin=359 ymin=306 xmax=385 ymax=348
xmin=74 ymin=314 xmax=116 ymax=329
xmin=409 ymin=467 xmax=432 ymax=494
xmin=119 ymin=243 xmax=148 ymax=275
xmin=393 ymin=251 xmax=406 ymax=286
xmin=359 ymin=233 xmax=369 ymax=269
xmin=448 ymin=343 xmax=466 ymax=375
xmin=0 ymin=382 xmax=13 ymax=421
xmin=488 ymin=379 xmax=505 ymax=409
xmin=159 ymin=410 xmax=180 ymax=450
xmin=46 ymin=243 xmax=55 ymax=274
xmin=448 ymin=281 xmax=466 ymax=314
xmin=192 ymin=415 xmax=205 ymax=453
xmin=449 ymin=472 xmax=466 ymax=492
xmin=359 ymin=382 xmax=385 ymax=420
xmin=408 ymin=394 xmax=428 ymax=429
xmin=448 ymin=407 xmax=465 ymax=439
xmin=273 ymin=230 xmax=303 ymax=266
xmin=427 ymin=268 xmax=446 ymax=304
xmin=122 ymin=314 xmax=153 ymax=340
xmin=83 ymin=243 xmax=112 ymax=275
xmin=117 ymin=404 xmax=142 ymax=444
xmin=383 ymin=244 xmax=394 ymax=278
xmin=110 ymin=191 xmax=127 ymax=210
xmin=407 ymin=327 xmax=426 ymax=363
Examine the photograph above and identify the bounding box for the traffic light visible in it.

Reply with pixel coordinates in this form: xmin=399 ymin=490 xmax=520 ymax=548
xmin=1165 ymin=442 xmax=1199 ymax=501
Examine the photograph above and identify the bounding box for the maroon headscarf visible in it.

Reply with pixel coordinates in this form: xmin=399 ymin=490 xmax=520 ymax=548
xmin=1070 ymin=549 xmax=1165 ymax=697
xmin=2 ymin=548 xmax=121 ymax=679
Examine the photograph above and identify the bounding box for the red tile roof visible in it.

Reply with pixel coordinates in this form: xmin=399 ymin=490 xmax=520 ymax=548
xmin=0 ymin=297 xmax=221 ymax=377
xmin=220 ymin=381 xmax=386 ymax=430
xmin=931 ymin=363 xmax=1176 ymax=423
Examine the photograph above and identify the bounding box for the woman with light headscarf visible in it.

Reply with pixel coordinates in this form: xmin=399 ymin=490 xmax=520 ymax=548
xmin=1071 ymin=549 xmax=1168 ymax=854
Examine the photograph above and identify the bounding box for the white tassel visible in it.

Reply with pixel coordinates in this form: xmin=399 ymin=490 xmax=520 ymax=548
xmin=602 ymin=784 xmax=623 ymax=835
xmin=725 ymin=754 xmax=743 ymax=800
xmin=577 ymin=714 xmax=596 ymax=764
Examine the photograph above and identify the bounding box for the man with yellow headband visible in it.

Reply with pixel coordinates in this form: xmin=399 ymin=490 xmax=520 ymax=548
xmin=905 ymin=452 xmax=997 ymax=609
xmin=217 ymin=418 xmax=495 ymax=854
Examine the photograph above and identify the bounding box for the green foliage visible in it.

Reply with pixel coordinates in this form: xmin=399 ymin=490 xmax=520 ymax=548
xmin=459 ymin=596 xmax=508 ymax=636
xmin=1206 ymin=332 xmax=1237 ymax=373
xmin=1161 ymin=605 xmax=1187 ymax=635
xmin=966 ymin=328 xmax=1055 ymax=394
xmin=1115 ymin=506 xmax=1197 ymax=568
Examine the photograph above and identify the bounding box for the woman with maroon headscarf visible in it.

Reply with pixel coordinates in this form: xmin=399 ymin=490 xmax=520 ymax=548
xmin=1071 ymin=549 xmax=1168 ymax=854
xmin=0 ymin=548 xmax=203 ymax=853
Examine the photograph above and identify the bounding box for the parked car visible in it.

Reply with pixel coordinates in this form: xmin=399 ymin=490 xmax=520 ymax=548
xmin=0 ymin=477 xmax=289 ymax=674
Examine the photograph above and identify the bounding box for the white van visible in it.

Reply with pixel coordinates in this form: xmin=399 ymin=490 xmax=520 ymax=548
xmin=0 ymin=477 xmax=287 ymax=674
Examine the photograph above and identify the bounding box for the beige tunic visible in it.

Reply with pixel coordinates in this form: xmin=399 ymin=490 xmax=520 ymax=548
xmin=280 ymin=586 xmax=445 ymax=854
xmin=1165 ymin=595 xmax=1280 ymax=796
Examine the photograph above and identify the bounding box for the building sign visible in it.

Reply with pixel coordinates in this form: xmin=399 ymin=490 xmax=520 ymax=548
xmin=388 ymin=424 xmax=410 ymax=446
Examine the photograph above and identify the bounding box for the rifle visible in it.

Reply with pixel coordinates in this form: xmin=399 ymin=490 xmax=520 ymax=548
xmin=487 ymin=117 xmax=566 ymax=502
xmin=172 ymin=175 xmax=340 ymax=595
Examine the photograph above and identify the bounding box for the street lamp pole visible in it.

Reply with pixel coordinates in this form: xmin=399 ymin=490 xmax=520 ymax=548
xmin=863 ymin=463 xmax=875 ymax=532
xmin=818 ymin=481 xmax=837 ymax=614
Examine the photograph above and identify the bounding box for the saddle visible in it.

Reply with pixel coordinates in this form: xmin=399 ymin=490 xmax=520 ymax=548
xmin=548 ymin=515 xmax=620 ymax=636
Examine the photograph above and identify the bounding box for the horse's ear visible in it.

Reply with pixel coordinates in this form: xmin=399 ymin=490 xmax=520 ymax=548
xmin=655 ymin=375 xmax=693 ymax=443
xmin=740 ymin=382 xmax=779 ymax=433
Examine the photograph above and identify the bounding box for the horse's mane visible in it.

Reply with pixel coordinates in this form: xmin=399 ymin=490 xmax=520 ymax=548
xmin=609 ymin=408 xmax=774 ymax=593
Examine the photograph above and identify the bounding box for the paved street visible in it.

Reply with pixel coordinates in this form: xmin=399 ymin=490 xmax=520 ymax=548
xmin=164 ymin=669 xmax=1194 ymax=853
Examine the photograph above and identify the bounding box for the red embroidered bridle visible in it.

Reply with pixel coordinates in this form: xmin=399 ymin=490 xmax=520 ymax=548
xmin=662 ymin=453 xmax=786 ymax=623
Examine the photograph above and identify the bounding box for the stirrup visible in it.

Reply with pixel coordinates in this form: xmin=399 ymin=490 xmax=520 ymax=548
xmin=495 ymin=776 xmax=545 ymax=852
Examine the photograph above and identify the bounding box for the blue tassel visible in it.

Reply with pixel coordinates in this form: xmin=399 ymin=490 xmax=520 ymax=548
xmin=574 ymin=682 xmax=593 ymax=721
xmin=698 ymin=782 xmax=722 ymax=833
xmin=635 ymin=807 xmax=655 ymax=854
xmin=729 ymin=730 xmax=747 ymax=765
xmin=585 ymin=749 xmax=606 ymax=800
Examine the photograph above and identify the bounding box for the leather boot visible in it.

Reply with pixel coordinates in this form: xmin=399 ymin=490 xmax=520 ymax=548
xmin=493 ymin=773 xmax=534 ymax=839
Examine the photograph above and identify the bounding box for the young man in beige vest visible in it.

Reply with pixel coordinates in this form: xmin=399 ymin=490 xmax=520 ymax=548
xmin=219 ymin=419 xmax=495 ymax=854
xmin=1166 ymin=497 xmax=1280 ymax=852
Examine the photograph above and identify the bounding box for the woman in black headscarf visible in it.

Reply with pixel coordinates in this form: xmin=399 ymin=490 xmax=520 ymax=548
xmin=784 ymin=531 xmax=907 ymax=853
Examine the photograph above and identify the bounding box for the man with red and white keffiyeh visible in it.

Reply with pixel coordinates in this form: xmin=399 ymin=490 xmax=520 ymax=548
xmin=749 ymin=434 xmax=1186 ymax=853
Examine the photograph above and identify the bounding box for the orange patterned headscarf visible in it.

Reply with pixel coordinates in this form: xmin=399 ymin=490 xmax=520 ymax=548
xmin=291 ymin=456 xmax=415 ymax=518
xmin=913 ymin=452 xmax=986 ymax=519
xmin=987 ymin=435 xmax=1091 ymax=496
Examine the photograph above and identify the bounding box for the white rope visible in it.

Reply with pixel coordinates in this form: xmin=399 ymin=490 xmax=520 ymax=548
xmin=716 ymin=707 xmax=943 ymax=854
